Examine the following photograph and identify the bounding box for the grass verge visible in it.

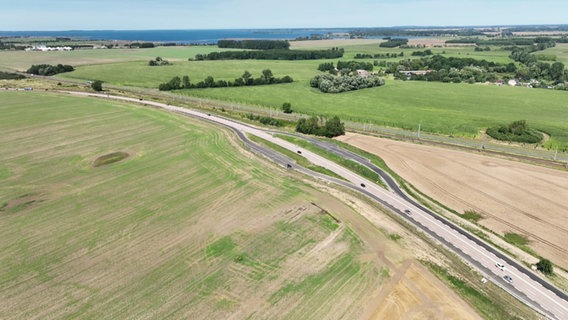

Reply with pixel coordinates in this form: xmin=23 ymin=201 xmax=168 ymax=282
xmin=247 ymin=134 xmax=345 ymax=180
xmin=275 ymin=134 xmax=387 ymax=188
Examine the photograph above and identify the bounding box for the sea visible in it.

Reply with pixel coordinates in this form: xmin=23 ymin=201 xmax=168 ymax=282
xmin=0 ymin=28 xmax=356 ymax=44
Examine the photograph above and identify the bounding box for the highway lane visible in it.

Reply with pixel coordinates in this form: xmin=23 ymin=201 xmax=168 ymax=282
xmin=62 ymin=91 xmax=568 ymax=319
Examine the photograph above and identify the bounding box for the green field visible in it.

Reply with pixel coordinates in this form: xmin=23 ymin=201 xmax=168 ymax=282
xmin=0 ymin=92 xmax=384 ymax=319
xmin=4 ymin=40 xmax=568 ymax=149
xmin=49 ymin=43 xmax=568 ymax=149
xmin=0 ymin=46 xmax=231 ymax=71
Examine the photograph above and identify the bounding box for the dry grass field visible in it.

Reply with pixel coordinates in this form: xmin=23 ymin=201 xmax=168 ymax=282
xmin=0 ymin=92 xmax=489 ymax=319
xmin=338 ymin=133 xmax=568 ymax=272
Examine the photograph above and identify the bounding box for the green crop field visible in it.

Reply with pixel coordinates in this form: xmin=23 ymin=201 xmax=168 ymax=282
xmin=0 ymin=92 xmax=385 ymax=319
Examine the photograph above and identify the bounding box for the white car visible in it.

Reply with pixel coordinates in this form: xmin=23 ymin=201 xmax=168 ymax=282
xmin=496 ymin=262 xmax=506 ymax=271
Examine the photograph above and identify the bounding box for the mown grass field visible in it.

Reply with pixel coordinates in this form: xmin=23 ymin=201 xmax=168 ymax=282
xmin=0 ymin=92 xmax=385 ymax=319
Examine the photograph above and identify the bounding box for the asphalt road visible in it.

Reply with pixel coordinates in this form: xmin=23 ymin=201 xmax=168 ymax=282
xmin=61 ymin=91 xmax=568 ymax=320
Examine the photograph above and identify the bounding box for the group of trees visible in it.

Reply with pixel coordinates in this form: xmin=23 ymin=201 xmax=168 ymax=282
xmin=510 ymin=48 xmax=567 ymax=82
xmin=148 ymin=57 xmax=171 ymax=66
xmin=159 ymin=69 xmax=293 ymax=91
xmin=310 ymin=73 xmax=385 ymax=93
xmin=410 ymin=49 xmax=433 ymax=56
xmin=486 ymin=120 xmax=543 ymax=144
xmin=129 ymin=42 xmax=155 ymax=48
xmin=317 ymin=61 xmax=374 ymax=74
xmin=217 ymin=40 xmax=290 ymax=50
xmin=26 ymin=64 xmax=74 ymax=76
xmin=379 ymin=38 xmax=408 ymax=48
xmin=296 ymin=116 xmax=345 ymax=138
xmin=193 ymin=48 xmax=344 ymax=61
xmin=387 ymin=55 xmax=516 ymax=83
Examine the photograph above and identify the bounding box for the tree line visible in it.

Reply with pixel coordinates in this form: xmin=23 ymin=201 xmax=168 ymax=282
xmin=26 ymin=64 xmax=74 ymax=76
xmin=158 ymin=69 xmax=293 ymax=91
xmin=0 ymin=71 xmax=25 ymax=80
xmin=193 ymin=48 xmax=344 ymax=61
xmin=354 ymin=52 xmax=404 ymax=59
xmin=318 ymin=61 xmax=374 ymax=73
xmin=217 ymin=40 xmax=290 ymax=50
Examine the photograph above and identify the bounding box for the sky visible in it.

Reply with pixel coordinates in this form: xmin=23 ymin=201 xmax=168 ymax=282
xmin=0 ymin=0 xmax=567 ymax=30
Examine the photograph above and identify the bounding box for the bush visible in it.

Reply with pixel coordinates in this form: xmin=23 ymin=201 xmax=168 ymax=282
xmin=91 ymin=80 xmax=103 ymax=91
xmin=536 ymin=258 xmax=554 ymax=275
xmin=486 ymin=120 xmax=543 ymax=143
xmin=282 ymin=102 xmax=292 ymax=114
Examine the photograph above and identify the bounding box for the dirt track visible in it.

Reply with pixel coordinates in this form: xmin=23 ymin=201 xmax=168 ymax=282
xmin=337 ymin=133 xmax=568 ymax=270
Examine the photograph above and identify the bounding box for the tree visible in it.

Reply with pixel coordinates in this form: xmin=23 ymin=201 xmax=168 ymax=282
xmin=536 ymin=258 xmax=553 ymax=275
xmin=261 ymin=69 xmax=274 ymax=84
xmin=91 ymin=80 xmax=103 ymax=91
xmin=242 ymin=70 xmax=252 ymax=85
xmin=182 ymin=75 xmax=191 ymax=89
xmin=204 ymin=76 xmax=215 ymax=88
xmin=550 ymin=62 xmax=565 ymax=82
xmin=323 ymin=116 xmax=345 ymax=138
xmin=282 ymin=102 xmax=292 ymax=114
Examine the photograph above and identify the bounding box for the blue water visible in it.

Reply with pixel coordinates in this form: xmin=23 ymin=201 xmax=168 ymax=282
xmin=0 ymin=28 xmax=354 ymax=44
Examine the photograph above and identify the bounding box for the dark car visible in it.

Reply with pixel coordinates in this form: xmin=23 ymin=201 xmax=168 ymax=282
xmin=297 ymin=150 xmax=302 ymax=154
xmin=404 ymin=209 xmax=411 ymax=215
xmin=504 ymin=275 xmax=513 ymax=283
xmin=360 ymin=183 xmax=366 ymax=188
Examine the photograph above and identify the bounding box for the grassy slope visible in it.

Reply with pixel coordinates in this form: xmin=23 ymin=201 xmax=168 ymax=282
xmin=0 ymin=92 xmax=380 ymax=319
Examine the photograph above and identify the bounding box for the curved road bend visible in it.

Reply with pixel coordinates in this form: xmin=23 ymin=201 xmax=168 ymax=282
xmin=63 ymin=91 xmax=567 ymax=320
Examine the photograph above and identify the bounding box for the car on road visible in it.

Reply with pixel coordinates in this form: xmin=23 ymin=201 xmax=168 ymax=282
xmin=286 ymin=164 xmax=292 ymax=169
xmin=297 ymin=150 xmax=302 ymax=154
xmin=504 ymin=275 xmax=513 ymax=283
xmin=496 ymin=262 xmax=506 ymax=271
xmin=360 ymin=183 xmax=366 ymax=188
xmin=404 ymin=209 xmax=411 ymax=215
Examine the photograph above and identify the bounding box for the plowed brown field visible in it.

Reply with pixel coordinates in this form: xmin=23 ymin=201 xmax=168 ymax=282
xmin=337 ymin=133 xmax=568 ymax=270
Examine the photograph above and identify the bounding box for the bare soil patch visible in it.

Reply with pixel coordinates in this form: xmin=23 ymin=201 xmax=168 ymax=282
xmin=1 ymin=193 xmax=44 ymax=214
xmin=370 ymin=262 xmax=482 ymax=320
xmin=337 ymin=133 xmax=568 ymax=270
xmin=92 ymin=151 xmax=130 ymax=167
xmin=408 ymin=37 xmax=448 ymax=47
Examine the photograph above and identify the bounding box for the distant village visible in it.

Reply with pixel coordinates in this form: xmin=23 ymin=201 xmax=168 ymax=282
xmin=24 ymin=45 xmax=108 ymax=51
